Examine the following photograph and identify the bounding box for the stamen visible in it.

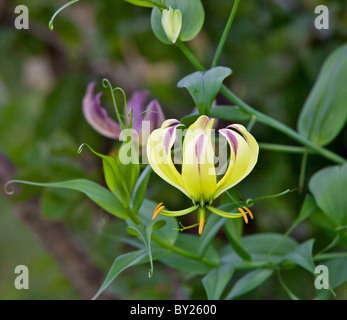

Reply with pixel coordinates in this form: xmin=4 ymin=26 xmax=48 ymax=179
xmin=243 ymin=206 xmax=253 ymax=219
xmin=152 ymin=204 xmax=165 ymax=220
xmin=154 ymin=202 xmax=163 ymax=213
xmin=238 ymin=207 xmax=248 ymax=224
xmin=198 ymin=218 xmax=205 ymax=235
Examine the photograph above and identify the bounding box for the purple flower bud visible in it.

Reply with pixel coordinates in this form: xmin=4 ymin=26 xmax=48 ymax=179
xmin=82 ymin=82 xmax=166 ymax=146
xmin=82 ymin=82 xmax=121 ymax=139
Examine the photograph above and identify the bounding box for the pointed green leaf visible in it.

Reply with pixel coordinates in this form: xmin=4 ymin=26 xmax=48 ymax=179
xmin=138 ymin=200 xmax=179 ymax=246
xmin=78 ymin=144 xmax=131 ymax=207
xmin=178 ymin=67 xmax=232 ymax=116
xmin=131 ymin=165 xmax=152 ymax=214
xmin=225 ymin=269 xmax=274 ymax=300
xmin=92 ymin=247 xmax=170 ymax=299
xmin=6 ymin=179 xmax=128 ymax=219
xmin=284 ymin=239 xmax=315 ymax=273
xmin=324 ymin=258 xmax=347 ymax=289
xmin=199 ymin=214 xmax=226 ymax=258
xmin=298 ymin=43 xmax=347 ymax=146
xmin=309 ymin=164 xmax=347 ymax=228
xmin=294 ymin=195 xmax=319 ymax=229
xmin=126 ymin=220 xmax=159 ymax=278
xmin=202 ymin=265 xmax=234 ymax=300
xmin=116 ymin=141 xmax=140 ymax=196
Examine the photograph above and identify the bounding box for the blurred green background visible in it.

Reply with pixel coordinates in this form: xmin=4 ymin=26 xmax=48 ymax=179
xmin=0 ymin=0 xmax=346 ymax=299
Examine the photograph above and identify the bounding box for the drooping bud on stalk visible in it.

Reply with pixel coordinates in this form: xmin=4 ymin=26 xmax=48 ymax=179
xmin=161 ymin=6 xmax=182 ymax=44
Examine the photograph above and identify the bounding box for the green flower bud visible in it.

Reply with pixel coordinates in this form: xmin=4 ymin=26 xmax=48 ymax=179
xmin=161 ymin=6 xmax=182 ymax=44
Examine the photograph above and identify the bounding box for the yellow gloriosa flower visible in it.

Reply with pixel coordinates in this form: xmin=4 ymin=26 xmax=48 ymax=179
xmin=146 ymin=115 xmax=259 ymax=234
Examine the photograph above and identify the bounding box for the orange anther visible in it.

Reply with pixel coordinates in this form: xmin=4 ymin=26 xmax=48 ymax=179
xmin=152 ymin=205 xmax=165 ymax=220
xmin=198 ymin=218 xmax=205 ymax=235
xmin=238 ymin=207 xmax=248 ymax=224
xmin=243 ymin=206 xmax=253 ymax=220
xmin=154 ymin=202 xmax=163 ymax=213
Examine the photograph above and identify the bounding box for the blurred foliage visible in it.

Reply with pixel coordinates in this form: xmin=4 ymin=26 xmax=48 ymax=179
xmin=0 ymin=0 xmax=346 ymax=299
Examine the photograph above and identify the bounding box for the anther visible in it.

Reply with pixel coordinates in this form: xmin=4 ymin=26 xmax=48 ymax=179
xmin=243 ymin=206 xmax=253 ymax=219
xmin=238 ymin=207 xmax=248 ymax=224
xmin=152 ymin=203 xmax=165 ymax=220
xmin=154 ymin=202 xmax=163 ymax=213
xmin=198 ymin=218 xmax=205 ymax=235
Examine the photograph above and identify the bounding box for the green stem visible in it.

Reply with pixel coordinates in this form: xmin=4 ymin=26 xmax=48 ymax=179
xmin=246 ymin=189 xmax=293 ymax=207
xmin=126 ymin=208 xmax=218 ymax=268
xmin=247 ymin=115 xmax=257 ymax=132
xmin=177 ymin=44 xmax=346 ymax=164
xmin=151 ymin=234 xmax=218 ymax=268
xmin=211 ymin=0 xmax=241 ymax=68
xmin=298 ymin=149 xmax=309 ymax=193
xmin=259 ymin=143 xmax=306 ymax=154
xmin=220 ymin=85 xmax=346 ymax=164
xmin=313 ymin=252 xmax=347 ymax=261
xmin=176 ymin=41 xmax=205 ymax=71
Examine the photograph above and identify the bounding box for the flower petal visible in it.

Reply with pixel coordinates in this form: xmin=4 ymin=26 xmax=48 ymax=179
xmin=126 ymin=90 xmax=150 ymax=132
xmin=142 ymin=99 xmax=165 ymax=130
xmin=140 ymin=99 xmax=166 ymax=144
xmin=181 ymin=116 xmax=217 ymax=204
xmin=146 ymin=120 xmax=189 ymax=198
xmin=213 ymin=125 xmax=258 ymax=199
xmin=82 ymin=82 xmax=121 ymax=139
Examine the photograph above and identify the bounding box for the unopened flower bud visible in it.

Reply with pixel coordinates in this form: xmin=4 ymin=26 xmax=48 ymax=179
xmin=161 ymin=7 xmax=182 ymax=44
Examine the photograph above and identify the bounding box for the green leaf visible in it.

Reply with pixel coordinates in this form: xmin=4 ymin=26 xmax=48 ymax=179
xmin=309 ymin=164 xmax=347 ymax=228
xmin=159 ymin=234 xmax=219 ymax=274
xmin=78 ymin=144 xmax=131 ymax=207
xmin=177 ymin=67 xmax=232 ymax=116
xmin=131 ymin=165 xmax=152 ymax=214
xmin=226 ymin=230 xmax=252 ymax=263
xmin=92 ymin=247 xmax=170 ymax=299
xmin=294 ymin=195 xmax=319 ymax=229
xmin=138 ymin=199 xmax=179 ymax=246
xmin=298 ymin=43 xmax=347 ymax=146
xmin=324 ymin=258 xmax=347 ymax=289
xmin=225 ymin=269 xmax=274 ymax=300
xmin=198 ymin=214 xmax=226 ymax=258
xmin=151 ymin=0 xmax=204 ymax=44
xmin=202 ymin=265 xmax=234 ymax=300
xmin=126 ymin=221 xmax=157 ymax=278
xmin=224 ymin=218 xmax=243 ymax=244
xmin=284 ymin=239 xmax=315 ymax=273
xmin=242 ymin=233 xmax=298 ymax=261
xmin=116 ymin=141 xmax=140 ymax=196
xmin=6 ymin=179 xmax=128 ymax=219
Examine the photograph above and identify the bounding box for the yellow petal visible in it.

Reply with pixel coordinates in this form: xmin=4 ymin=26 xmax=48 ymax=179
xmin=181 ymin=116 xmax=217 ymax=205
xmin=146 ymin=119 xmax=190 ymax=198
xmin=213 ymin=124 xmax=259 ymax=199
